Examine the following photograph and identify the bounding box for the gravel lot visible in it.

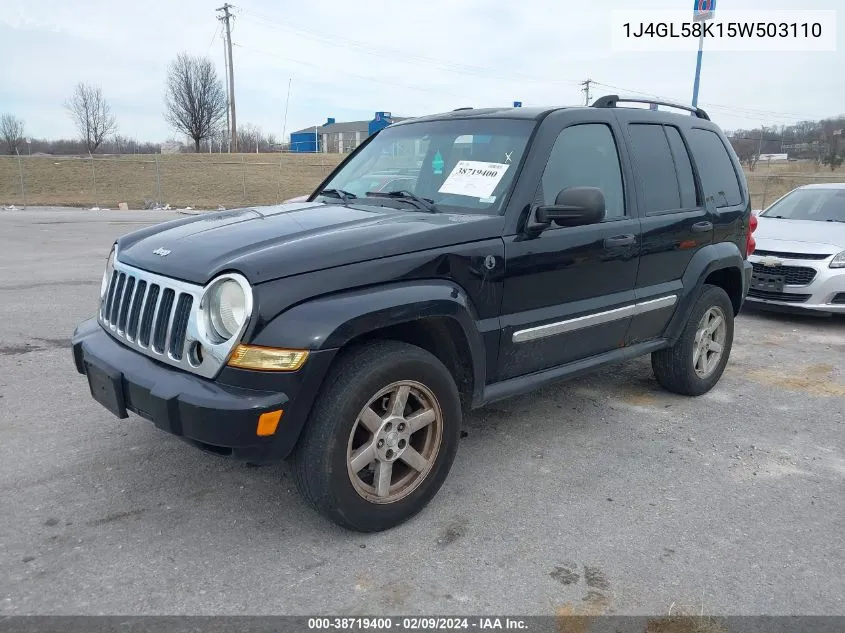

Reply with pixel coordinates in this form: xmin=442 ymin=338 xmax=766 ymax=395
xmin=1 ymin=207 xmax=843 ymax=616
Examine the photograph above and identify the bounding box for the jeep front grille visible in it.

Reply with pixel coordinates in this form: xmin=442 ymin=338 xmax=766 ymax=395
xmin=101 ymin=271 xmax=194 ymax=358
xmin=98 ymin=260 xmax=226 ymax=378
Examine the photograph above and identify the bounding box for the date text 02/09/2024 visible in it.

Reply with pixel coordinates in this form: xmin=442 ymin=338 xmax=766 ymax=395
xmin=622 ymin=21 xmax=822 ymax=39
xmin=306 ymin=617 xmax=529 ymax=630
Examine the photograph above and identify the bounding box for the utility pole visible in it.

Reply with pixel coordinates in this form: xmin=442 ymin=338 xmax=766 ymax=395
xmin=580 ymin=79 xmax=593 ymax=106
xmin=222 ymin=34 xmax=230 ymax=152
xmin=217 ymin=3 xmax=238 ymax=152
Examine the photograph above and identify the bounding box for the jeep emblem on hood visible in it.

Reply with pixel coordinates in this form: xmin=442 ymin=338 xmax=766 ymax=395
xmin=152 ymin=247 xmax=171 ymax=257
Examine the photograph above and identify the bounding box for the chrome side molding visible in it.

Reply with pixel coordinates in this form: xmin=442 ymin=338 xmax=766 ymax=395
xmin=512 ymin=295 xmax=678 ymax=343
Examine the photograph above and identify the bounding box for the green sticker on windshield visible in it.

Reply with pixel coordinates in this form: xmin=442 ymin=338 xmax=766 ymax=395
xmin=432 ymin=150 xmax=444 ymax=175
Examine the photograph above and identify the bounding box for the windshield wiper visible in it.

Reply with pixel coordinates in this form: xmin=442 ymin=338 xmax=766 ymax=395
xmin=318 ymin=188 xmax=357 ymax=205
xmin=365 ymin=190 xmax=438 ymax=213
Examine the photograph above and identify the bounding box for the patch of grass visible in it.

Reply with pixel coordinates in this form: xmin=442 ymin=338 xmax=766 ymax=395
xmin=0 ymin=153 xmax=344 ymax=209
xmin=2 ymin=153 xmax=843 ymax=211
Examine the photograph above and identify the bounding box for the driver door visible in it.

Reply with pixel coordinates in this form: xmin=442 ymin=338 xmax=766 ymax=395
xmin=497 ymin=115 xmax=642 ymax=381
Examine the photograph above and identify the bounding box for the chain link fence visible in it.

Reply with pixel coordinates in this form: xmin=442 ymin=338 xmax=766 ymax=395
xmin=0 ymin=153 xmax=345 ymax=210
xmin=3 ymin=154 xmax=844 ymax=213
xmin=746 ymin=169 xmax=845 ymax=211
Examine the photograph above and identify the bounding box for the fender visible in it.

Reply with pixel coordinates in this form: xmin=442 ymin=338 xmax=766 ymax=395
xmin=663 ymin=241 xmax=746 ymax=346
xmin=249 ymin=279 xmax=489 ymax=404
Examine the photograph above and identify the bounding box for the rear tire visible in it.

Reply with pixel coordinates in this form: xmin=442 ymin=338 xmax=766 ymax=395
xmin=292 ymin=340 xmax=461 ymax=532
xmin=651 ymin=284 xmax=734 ymax=396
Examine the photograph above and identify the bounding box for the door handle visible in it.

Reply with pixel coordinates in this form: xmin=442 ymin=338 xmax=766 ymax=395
xmin=691 ymin=221 xmax=713 ymax=233
xmin=604 ymin=234 xmax=636 ymax=247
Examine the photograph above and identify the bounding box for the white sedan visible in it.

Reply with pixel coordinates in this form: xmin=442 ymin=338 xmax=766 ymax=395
xmin=747 ymin=183 xmax=845 ymax=314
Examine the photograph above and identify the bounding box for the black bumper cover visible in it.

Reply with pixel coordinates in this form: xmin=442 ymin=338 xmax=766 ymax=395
xmin=71 ymin=318 xmax=334 ymax=461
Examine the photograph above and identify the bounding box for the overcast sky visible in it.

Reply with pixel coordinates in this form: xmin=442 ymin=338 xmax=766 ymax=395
xmin=2 ymin=0 xmax=843 ymax=144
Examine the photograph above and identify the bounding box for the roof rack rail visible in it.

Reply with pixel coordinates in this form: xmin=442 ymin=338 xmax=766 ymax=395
xmin=452 ymin=107 xmax=473 ymax=111
xmin=591 ymin=94 xmax=710 ymax=120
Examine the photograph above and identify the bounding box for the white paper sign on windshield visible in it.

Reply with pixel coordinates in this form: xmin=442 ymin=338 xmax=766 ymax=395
xmin=438 ymin=161 xmax=510 ymax=199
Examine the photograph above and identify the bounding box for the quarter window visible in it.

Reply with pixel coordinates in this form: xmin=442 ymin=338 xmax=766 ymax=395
xmin=686 ymin=128 xmax=743 ymax=207
xmin=541 ymin=124 xmax=625 ymax=219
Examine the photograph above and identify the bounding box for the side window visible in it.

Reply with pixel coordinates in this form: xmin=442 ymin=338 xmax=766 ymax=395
xmin=664 ymin=126 xmax=698 ymax=208
xmin=686 ymin=128 xmax=743 ymax=207
xmin=541 ymin=123 xmax=625 ymax=219
xmin=626 ymin=124 xmax=681 ymax=214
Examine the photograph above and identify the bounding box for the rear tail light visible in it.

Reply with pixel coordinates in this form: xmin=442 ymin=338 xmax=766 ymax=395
xmin=746 ymin=212 xmax=758 ymax=256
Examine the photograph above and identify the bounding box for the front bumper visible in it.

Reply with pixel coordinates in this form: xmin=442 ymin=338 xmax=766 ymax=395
xmin=71 ymin=318 xmax=335 ymax=460
xmin=746 ymin=256 xmax=845 ymax=314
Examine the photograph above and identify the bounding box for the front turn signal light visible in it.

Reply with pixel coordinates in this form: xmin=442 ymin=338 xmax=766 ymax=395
xmin=227 ymin=344 xmax=309 ymax=371
xmin=257 ymin=410 xmax=283 ymax=436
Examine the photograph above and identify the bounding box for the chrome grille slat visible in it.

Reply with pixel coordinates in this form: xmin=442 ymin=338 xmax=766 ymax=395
xmin=109 ymin=273 xmax=126 ymax=325
xmin=117 ymin=276 xmax=136 ymax=333
xmin=103 ymin=271 xmax=118 ymax=320
xmin=97 ymin=259 xmax=250 ymax=380
xmin=153 ymin=288 xmax=176 ymax=354
xmin=138 ymin=284 xmax=160 ymax=348
xmin=146 ymin=285 xmax=165 ymax=353
xmin=126 ymin=280 xmax=147 ymax=340
xmin=169 ymin=294 xmax=193 ymax=360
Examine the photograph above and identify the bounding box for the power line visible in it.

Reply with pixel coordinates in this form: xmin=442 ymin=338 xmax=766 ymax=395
xmin=236 ymin=9 xmax=585 ymax=88
xmin=228 ymin=11 xmax=831 ymax=129
xmin=232 ymin=42 xmax=485 ymax=102
xmin=206 ymin=23 xmax=220 ymax=55
xmin=589 ymin=81 xmax=827 ymax=123
xmin=236 ymin=8 xmax=830 ymax=124
xmin=217 ymin=3 xmax=238 ymax=152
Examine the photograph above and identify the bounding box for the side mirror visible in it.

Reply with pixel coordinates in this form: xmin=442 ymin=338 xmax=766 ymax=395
xmin=535 ymin=187 xmax=606 ymax=227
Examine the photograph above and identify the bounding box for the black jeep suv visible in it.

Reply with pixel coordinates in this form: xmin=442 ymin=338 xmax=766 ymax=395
xmin=72 ymin=96 xmax=755 ymax=532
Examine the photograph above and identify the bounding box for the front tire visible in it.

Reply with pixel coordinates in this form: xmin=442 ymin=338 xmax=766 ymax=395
xmin=292 ymin=340 xmax=462 ymax=532
xmin=651 ymin=284 xmax=734 ymax=396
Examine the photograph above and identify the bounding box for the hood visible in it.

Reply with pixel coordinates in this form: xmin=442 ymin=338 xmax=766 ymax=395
xmin=754 ymin=216 xmax=845 ymax=254
xmin=116 ymin=202 xmax=504 ymax=285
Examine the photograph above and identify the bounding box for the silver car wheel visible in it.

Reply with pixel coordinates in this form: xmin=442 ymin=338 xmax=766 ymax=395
xmin=693 ymin=306 xmax=727 ymax=378
xmin=346 ymin=380 xmax=443 ymax=504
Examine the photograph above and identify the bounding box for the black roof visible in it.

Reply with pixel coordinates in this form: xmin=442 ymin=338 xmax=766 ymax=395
xmin=390 ymin=96 xmax=712 ymax=128
xmin=392 ymin=106 xmax=559 ymax=126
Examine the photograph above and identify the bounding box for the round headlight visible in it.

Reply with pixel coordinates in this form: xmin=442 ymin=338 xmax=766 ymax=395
xmin=101 ymin=246 xmax=116 ymax=299
xmin=208 ymin=279 xmax=247 ymax=341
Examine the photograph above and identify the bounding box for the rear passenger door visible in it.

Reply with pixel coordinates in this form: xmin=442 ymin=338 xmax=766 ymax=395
xmin=683 ymin=127 xmax=748 ymax=248
xmin=615 ymin=114 xmax=715 ymax=343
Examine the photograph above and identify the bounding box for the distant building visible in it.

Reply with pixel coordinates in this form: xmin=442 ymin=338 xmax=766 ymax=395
xmin=289 ymin=111 xmax=407 ymax=153
xmin=758 ymin=153 xmax=789 ymax=162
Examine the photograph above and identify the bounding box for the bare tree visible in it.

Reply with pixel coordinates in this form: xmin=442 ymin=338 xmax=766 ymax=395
xmin=164 ymin=52 xmax=227 ymax=153
xmin=238 ymin=123 xmax=264 ymax=153
xmin=1 ymin=114 xmax=25 ymax=154
xmin=64 ymin=83 xmax=117 ymax=154
xmin=209 ymin=126 xmax=229 ymax=153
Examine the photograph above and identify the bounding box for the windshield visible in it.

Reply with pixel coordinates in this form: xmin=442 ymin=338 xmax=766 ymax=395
xmin=316 ymin=118 xmax=534 ymax=213
xmin=761 ymin=187 xmax=845 ymax=222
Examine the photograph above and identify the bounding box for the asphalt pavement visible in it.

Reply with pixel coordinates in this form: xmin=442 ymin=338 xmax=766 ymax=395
xmin=1 ymin=207 xmax=843 ymax=616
